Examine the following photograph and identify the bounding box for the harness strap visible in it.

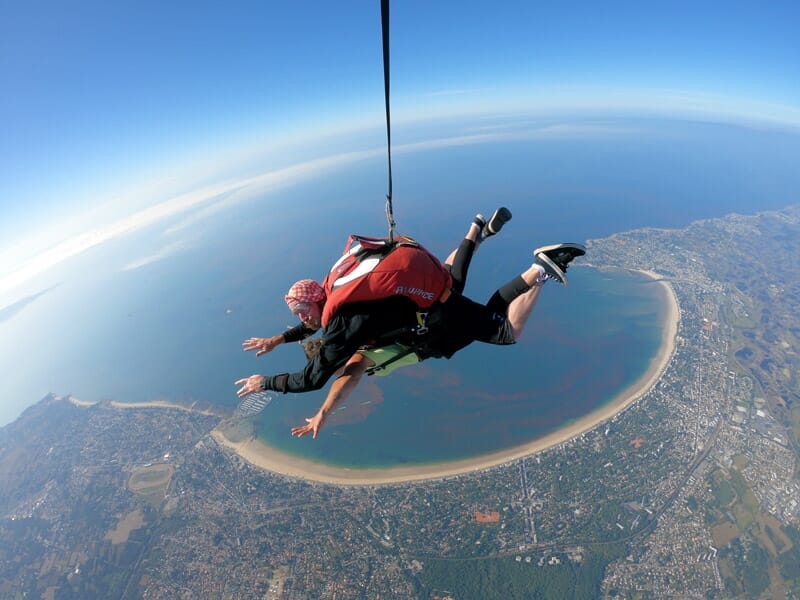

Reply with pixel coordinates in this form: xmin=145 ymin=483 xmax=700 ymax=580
xmin=381 ymin=0 xmax=395 ymax=242
xmin=372 ymin=309 xmax=433 ymax=348
xmin=364 ymin=344 xmax=418 ymax=376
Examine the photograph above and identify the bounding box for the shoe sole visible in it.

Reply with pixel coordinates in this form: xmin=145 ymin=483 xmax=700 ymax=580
xmin=535 ymin=253 xmax=567 ymax=286
xmin=485 ymin=207 xmax=512 ymax=235
xmin=533 ymin=242 xmax=586 ymax=255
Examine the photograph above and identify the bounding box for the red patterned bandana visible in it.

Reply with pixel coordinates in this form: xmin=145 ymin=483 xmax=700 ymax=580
xmin=285 ymin=279 xmax=325 ymax=309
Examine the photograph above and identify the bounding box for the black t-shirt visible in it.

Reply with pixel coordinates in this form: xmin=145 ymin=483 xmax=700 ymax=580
xmin=416 ymin=293 xmax=515 ymax=360
xmin=283 ymin=296 xmax=419 ymax=393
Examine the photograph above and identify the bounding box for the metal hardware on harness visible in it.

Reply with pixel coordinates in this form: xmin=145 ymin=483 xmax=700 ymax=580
xmin=415 ymin=312 xmax=429 ymax=335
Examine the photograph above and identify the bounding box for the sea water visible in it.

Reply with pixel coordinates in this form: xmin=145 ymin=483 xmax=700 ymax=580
xmin=2 ymin=116 xmax=799 ymax=443
xmin=255 ymin=266 xmax=668 ymax=467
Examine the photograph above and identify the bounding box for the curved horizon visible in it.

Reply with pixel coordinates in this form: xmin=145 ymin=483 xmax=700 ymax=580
xmin=4 ymin=1 xmax=798 ymax=299
xmin=3 ymin=107 xmax=798 ymax=305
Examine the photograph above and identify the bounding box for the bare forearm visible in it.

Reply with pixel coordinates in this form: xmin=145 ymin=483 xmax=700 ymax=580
xmin=291 ymin=353 xmax=374 ymax=439
xmin=316 ymin=356 xmax=369 ymax=418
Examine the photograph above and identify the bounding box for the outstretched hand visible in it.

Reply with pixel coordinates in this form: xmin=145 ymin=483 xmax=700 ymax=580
xmin=291 ymin=412 xmax=325 ymax=439
xmin=242 ymin=336 xmax=281 ymax=357
xmin=235 ymin=375 xmax=266 ymax=398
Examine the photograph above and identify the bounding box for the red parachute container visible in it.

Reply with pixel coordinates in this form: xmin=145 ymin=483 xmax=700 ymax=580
xmin=320 ymin=234 xmax=452 ymax=328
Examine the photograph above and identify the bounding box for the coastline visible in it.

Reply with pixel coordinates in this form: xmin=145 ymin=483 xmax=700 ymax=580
xmin=65 ymin=396 xmax=98 ymax=408
xmin=212 ymin=268 xmax=681 ymax=485
xmin=107 ymin=400 xmax=222 ymax=417
xmin=63 ymin=395 xmax=224 ymax=417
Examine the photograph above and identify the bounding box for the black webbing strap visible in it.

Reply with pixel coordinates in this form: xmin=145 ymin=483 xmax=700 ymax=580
xmin=381 ymin=0 xmax=395 ymax=242
xmin=366 ymin=345 xmax=416 ymax=376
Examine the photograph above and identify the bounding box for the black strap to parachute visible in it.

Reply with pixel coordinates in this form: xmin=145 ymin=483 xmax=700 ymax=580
xmin=381 ymin=0 xmax=396 ymax=242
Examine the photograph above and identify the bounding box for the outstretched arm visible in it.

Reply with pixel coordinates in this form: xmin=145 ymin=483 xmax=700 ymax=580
xmin=242 ymin=323 xmax=316 ymax=358
xmin=242 ymin=335 xmax=284 ymax=357
xmin=291 ymin=353 xmax=374 ymax=439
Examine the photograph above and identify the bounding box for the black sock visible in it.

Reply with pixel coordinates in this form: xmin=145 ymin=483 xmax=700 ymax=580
xmin=487 ymin=275 xmax=530 ymax=313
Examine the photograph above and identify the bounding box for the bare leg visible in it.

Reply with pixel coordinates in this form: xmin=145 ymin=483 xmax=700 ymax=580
xmin=506 ymin=264 xmax=546 ymax=340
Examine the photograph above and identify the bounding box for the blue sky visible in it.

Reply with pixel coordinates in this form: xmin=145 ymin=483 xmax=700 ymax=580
xmin=1 ymin=0 xmax=799 ymax=298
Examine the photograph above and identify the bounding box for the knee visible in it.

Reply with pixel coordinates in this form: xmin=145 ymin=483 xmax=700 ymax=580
xmin=499 ymin=320 xmax=520 ymax=344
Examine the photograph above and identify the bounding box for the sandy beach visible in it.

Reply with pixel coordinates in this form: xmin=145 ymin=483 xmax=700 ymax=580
xmin=65 ymin=396 xmax=97 ymax=408
xmin=107 ymin=400 xmax=222 ymax=417
xmin=213 ymin=269 xmax=681 ymax=485
xmin=62 ymin=395 xmax=224 ymax=417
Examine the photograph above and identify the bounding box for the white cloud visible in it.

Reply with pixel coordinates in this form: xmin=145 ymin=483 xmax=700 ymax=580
xmin=0 ymin=180 xmax=235 ymax=298
xmin=0 ymin=146 xmax=383 ymax=300
xmin=122 ymin=240 xmax=187 ymax=271
xmin=2 ymin=94 xmax=795 ymax=301
xmin=0 ymin=121 xmax=648 ymax=300
xmin=394 ymin=122 xmax=635 ymax=155
xmin=166 ymin=147 xmax=383 ymax=234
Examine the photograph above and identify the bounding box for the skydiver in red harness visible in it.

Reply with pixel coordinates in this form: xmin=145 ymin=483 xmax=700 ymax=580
xmin=235 ymin=208 xmax=585 ymax=437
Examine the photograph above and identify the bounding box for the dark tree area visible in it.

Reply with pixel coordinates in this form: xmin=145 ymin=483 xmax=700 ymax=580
xmin=418 ymin=544 xmax=625 ymax=599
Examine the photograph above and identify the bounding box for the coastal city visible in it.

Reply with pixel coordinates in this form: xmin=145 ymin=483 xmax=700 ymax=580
xmin=1 ymin=205 xmax=799 ymax=598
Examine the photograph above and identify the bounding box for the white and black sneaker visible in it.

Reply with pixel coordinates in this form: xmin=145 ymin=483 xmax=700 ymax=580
xmin=481 ymin=207 xmax=512 ymax=240
xmin=533 ymin=243 xmax=586 ymax=286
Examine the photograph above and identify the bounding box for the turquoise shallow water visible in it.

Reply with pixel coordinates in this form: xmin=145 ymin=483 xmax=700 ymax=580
xmin=254 ymin=265 xmax=669 ymax=467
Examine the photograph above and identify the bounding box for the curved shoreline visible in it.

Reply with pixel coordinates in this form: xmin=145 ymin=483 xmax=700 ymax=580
xmin=63 ymin=396 xmax=224 ymax=417
xmin=212 ymin=268 xmax=681 ymax=486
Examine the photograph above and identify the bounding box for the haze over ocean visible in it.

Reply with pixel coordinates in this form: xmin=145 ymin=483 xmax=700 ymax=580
xmin=1 ymin=117 xmax=799 ymax=450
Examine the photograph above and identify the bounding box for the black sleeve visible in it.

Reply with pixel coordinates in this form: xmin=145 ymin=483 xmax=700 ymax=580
xmin=277 ymin=297 xmax=418 ymax=394
xmin=282 ymin=314 xmax=366 ymax=393
xmin=282 ymin=323 xmax=317 ymax=343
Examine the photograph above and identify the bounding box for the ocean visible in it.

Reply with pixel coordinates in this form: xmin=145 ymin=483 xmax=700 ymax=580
xmin=255 ymin=266 xmax=668 ymax=467
xmin=2 ymin=116 xmax=799 ymax=463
